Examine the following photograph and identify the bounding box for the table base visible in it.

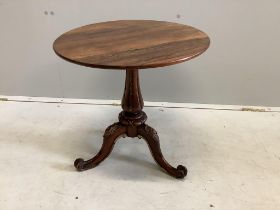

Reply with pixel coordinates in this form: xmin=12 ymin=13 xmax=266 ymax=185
xmin=74 ymin=69 xmax=187 ymax=179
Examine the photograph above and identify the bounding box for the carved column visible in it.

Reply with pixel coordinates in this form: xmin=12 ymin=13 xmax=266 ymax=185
xmin=119 ymin=69 xmax=147 ymax=137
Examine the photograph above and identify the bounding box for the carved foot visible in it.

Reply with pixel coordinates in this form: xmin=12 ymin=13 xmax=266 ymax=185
xmin=138 ymin=124 xmax=187 ymax=179
xmin=74 ymin=122 xmax=126 ymax=171
xmin=176 ymin=165 xmax=188 ymax=178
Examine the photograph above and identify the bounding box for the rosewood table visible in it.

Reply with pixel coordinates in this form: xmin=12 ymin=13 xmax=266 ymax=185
xmin=53 ymin=20 xmax=210 ymax=179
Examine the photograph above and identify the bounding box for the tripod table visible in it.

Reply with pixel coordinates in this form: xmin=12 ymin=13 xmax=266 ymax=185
xmin=53 ymin=20 xmax=210 ymax=179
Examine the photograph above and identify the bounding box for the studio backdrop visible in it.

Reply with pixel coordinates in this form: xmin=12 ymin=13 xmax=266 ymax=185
xmin=0 ymin=0 xmax=279 ymax=106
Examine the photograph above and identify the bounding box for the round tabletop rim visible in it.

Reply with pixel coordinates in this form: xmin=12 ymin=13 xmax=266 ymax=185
xmin=53 ymin=19 xmax=210 ymax=70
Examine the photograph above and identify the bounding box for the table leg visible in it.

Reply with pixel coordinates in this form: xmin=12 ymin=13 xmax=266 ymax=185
xmin=74 ymin=69 xmax=187 ymax=179
xmin=74 ymin=122 xmax=126 ymax=171
xmin=138 ymin=124 xmax=187 ymax=178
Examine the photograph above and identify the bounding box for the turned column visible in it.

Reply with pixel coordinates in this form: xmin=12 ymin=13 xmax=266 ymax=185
xmin=119 ymin=69 xmax=147 ymax=137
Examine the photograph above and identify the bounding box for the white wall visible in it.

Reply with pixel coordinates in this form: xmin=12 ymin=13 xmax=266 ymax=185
xmin=0 ymin=0 xmax=280 ymax=106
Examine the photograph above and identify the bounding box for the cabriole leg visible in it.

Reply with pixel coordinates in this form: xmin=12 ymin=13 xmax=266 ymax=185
xmin=74 ymin=122 xmax=126 ymax=171
xmin=137 ymin=124 xmax=187 ymax=179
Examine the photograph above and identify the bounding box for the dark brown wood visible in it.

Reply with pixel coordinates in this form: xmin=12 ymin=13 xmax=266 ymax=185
xmin=53 ymin=20 xmax=210 ymax=70
xmin=53 ymin=20 xmax=210 ymax=179
xmin=122 ymin=69 xmax=143 ymax=113
xmin=138 ymin=124 xmax=187 ymax=178
xmin=119 ymin=69 xmax=147 ymax=129
xmin=74 ymin=69 xmax=187 ymax=178
xmin=74 ymin=122 xmax=126 ymax=171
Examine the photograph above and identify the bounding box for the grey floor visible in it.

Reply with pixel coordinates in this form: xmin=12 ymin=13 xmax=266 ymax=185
xmin=0 ymin=97 xmax=279 ymax=210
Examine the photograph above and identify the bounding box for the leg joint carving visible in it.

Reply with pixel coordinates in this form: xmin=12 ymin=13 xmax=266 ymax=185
xmin=103 ymin=122 xmax=125 ymax=139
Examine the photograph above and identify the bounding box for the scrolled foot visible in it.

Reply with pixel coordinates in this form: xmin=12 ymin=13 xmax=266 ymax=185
xmin=73 ymin=158 xmax=86 ymax=171
xmin=74 ymin=158 xmax=100 ymax=171
xmin=74 ymin=158 xmax=85 ymax=171
xmin=175 ymin=165 xmax=188 ymax=179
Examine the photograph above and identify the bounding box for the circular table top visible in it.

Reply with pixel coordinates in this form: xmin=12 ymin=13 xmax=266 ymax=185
xmin=53 ymin=20 xmax=210 ymax=70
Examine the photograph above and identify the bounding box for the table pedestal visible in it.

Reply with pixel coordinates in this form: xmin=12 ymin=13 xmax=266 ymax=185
xmin=74 ymin=69 xmax=187 ymax=178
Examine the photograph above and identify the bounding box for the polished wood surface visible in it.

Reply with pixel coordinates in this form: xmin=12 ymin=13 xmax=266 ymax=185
xmin=54 ymin=20 xmax=210 ymax=178
xmin=53 ymin=20 xmax=210 ymax=69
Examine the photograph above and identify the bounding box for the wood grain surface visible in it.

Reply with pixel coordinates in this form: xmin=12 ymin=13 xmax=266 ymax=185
xmin=53 ymin=20 xmax=210 ymax=70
